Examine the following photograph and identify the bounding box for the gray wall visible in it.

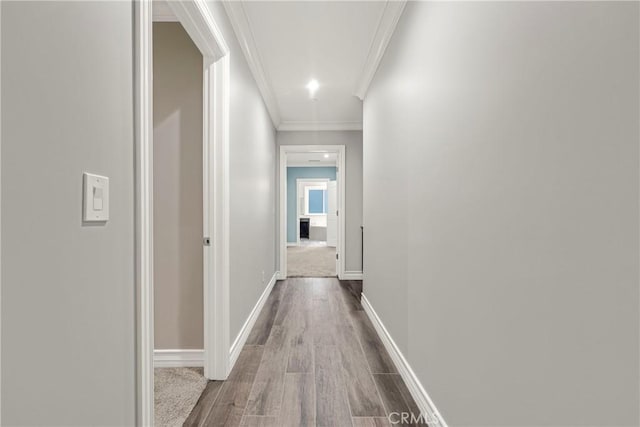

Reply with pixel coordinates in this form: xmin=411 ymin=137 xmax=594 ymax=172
xmin=363 ymin=2 xmax=639 ymax=426
xmin=1 ymin=1 xmax=135 ymax=425
xmin=153 ymin=23 xmax=204 ymax=350
xmin=205 ymin=1 xmax=278 ymax=342
xmin=277 ymin=131 xmax=363 ymax=272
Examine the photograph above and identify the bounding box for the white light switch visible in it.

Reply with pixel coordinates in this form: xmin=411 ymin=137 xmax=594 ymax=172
xmin=83 ymin=172 xmax=109 ymax=222
xmin=93 ymin=187 xmax=104 ymax=210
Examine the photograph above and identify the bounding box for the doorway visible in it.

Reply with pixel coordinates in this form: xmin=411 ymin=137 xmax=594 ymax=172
xmin=279 ymin=145 xmax=346 ymax=279
xmin=152 ymin=20 xmax=207 ymax=426
xmin=135 ymin=0 xmax=231 ymax=425
xmin=288 ymin=175 xmax=336 ymax=277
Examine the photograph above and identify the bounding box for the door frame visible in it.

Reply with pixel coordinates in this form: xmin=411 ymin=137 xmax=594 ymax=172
xmin=134 ymin=1 xmax=230 ymax=425
xmin=279 ymin=145 xmax=346 ymax=279
xmin=0 ymin=3 xmax=3 ymax=422
xmin=295 ymin=178 xmax=330 ymax=246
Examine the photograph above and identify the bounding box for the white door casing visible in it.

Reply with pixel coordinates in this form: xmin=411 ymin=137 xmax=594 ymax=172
xmin=326 ymin=180 xmax=337 ymax=247
xmin=136 ymin=0 xmax=230 ymax=425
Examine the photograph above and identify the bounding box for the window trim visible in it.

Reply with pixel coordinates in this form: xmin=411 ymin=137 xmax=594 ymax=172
xmin=305 ymin=185 xmax=327 ymax=215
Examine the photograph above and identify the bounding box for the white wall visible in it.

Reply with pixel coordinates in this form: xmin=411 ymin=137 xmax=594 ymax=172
xmin=153 ymin=22 xmax=204 ymax=350
xmin=278 ymin=131 xmax=363 ymax=272
xmin=1 ymin=1 xmax=135 ymax=424
xmin=206 ymin=1 xmax=278 ymax=342
xmin=364 ymin=2 xmax=639 ymax=426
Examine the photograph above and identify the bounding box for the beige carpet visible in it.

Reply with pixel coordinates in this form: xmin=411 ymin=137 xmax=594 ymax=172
xmin=287 ymin=244 xmax=336 ymax=277
xmin=154 ymin=367 xmax=207 ymax=427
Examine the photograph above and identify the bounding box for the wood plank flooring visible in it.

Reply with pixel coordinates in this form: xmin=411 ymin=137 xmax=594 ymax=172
xmin=185 ymin=278 xmax=426 ymax=426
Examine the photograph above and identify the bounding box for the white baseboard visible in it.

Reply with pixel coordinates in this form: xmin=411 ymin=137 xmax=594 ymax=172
xmin=361 ymin=293 xmax=448 ymax=427
xmin=341 ymin=271 xmax=363 ymax=280
xmin=229 ymin=271 xmax=279 ymax=369
xmin=154 ymin=349 xmax=204 ymax=368
xmin=287 ymin=242 xmax=297 ymax=247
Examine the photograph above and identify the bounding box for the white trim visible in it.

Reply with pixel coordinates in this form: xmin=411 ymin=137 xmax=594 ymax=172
xmin=134 ymin=1 xmax=154 ymax=425
xmin=168 ymin=1 xmax=228 ymax=59
xmin=342 ymin=271 xmax=363 ymax=280
xmin=361 ymin=294 xmax=448 ymax=427
xmin=0 ymin=0 xmax=3 ymax=420
xmin=286 ymin=242 xmax=297 ymax=247
xmin=222 ymin=1 xmax=281 ymax=127
xmin=168 ymin=0 xmax=231 ymax=382
xmin=154 ymin=349 xmax=205 ymax=368
xmin=207 ymin=53 xmax=231 ymax=381
xmin=278 ymin=121 xmax=363 ymax=132
xmin=338 ymin=150 xmax=346 ymax=279
xmin=280 ymin=145 xmax=346 ymax=280
xmin=136 ymin=0 xmax=231 ymax=423
xmin=229 ymin=272 xmax=279 ymax=368
xmin=354 ymin=0 xmax=407 ymax=100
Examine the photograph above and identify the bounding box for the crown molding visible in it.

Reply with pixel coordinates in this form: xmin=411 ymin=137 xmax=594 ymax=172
xmin=278 ymin=121 xmax=363 ymax=132
xmin=222 ymin=1 xmax=281 ymax=127
xmin=354 ymin=0 xmax=407 ymax=100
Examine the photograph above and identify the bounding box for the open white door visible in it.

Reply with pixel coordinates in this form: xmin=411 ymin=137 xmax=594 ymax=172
xmin=326 ymin=180 xmax=337 ymax=248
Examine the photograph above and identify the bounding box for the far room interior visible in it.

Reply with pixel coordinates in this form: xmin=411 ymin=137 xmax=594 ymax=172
xmin=287 ymin=152 xmax=338 ymax=277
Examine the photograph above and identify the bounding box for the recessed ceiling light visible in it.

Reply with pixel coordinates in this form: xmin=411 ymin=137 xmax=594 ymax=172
xmin=324 ymin=154 xmax=329 ymax=158
xmin=306 ymin=79 xmax=319 ymax=98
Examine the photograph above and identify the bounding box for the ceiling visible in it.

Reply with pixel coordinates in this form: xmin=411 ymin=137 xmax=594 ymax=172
xmin=240 ymin=1 xmax=383 ymax=127
xmin=287 ymin=152 xmax=338 ymax=167
xmin=152 ymin=1 xmax=407 ymax=131
xmin=223 ymin=1 xmax=407 ymax=131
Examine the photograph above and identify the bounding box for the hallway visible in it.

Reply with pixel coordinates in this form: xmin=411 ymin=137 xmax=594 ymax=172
xmin=185 ymin=278 xmax=423 ymax=426
xmin=2 ymin=1 xmax=638 ymax=425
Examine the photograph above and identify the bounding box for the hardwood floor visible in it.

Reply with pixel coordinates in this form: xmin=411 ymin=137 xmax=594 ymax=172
xmin=185 ymin=278 xmax=426 ymax=426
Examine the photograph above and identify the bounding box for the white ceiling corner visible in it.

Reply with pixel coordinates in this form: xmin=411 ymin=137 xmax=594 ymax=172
xmin=354 ymin=1 xmax=408 ymax=100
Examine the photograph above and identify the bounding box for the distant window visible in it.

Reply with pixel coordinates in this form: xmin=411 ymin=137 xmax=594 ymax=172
xmin=305 ymin=187 xmax=327 ymax=214
xmin=308 ymin=189 xmax=325 ymax=214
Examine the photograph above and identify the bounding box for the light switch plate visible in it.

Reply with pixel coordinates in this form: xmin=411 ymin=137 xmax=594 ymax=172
xmin=83 ymin=172 xmax=109 ymax=222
